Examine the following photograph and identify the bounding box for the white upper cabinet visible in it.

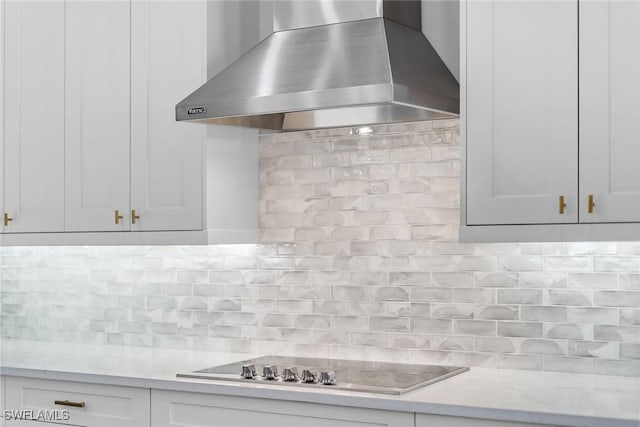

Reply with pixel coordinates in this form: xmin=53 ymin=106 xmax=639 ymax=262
xmin=580 ymin=1 xmax=640 ymax=223
xmin=64 ymin=1 xmax=131 ymax=232
xmin=130 ymin=0 xmax=205 ymax=232
xmin=465 ymin=0 xmax=578 ymax=225
xmin=0 ymin=0 xmax=4 ymax=234
xmin=0 ymin=0 xmax=259 ymax=244
xmin=3 ymin=1 xmax=65 ymax=233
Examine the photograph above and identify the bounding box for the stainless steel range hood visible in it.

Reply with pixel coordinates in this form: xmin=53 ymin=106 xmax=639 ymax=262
xmin=176 ymin=0 xmax=459 ymax=131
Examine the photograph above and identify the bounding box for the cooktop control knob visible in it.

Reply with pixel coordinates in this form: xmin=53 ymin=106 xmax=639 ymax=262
xmin=301 ymin=369 xmax=318 ymax=383
xmin=262 ymin=365 xmax=279 ymax=380
xmin=319 ymin=371 xmax=336 ymax=385
xmin=241 ymin=364 xmax=257 ymax=379
xmin=282 ymin=367 xmax=299 ymax=382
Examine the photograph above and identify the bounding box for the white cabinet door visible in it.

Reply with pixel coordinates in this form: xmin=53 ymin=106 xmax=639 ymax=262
xmin=580 ymin=1 xmax=640 ymax=223
xmin=152 ymin=390 xmax=413 ymax=427
xmin=64 ymin=1 xmax=131 ymax=232
xmin=3 ymin=1 xmax=64 ymax=233
xmin=130 ymin=0 xmax=204 ymax=231
xmin=0 ymin=0 xmax=5 ymax=234
xmin=465 ymin=0 xmax=578 ymax=225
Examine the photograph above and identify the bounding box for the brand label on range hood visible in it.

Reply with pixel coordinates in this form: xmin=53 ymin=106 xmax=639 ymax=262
xmin=187 ymin=106 xmax=207 ymax=115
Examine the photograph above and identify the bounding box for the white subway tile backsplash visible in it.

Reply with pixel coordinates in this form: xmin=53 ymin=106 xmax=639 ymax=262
xmin=3 ymin=120 xmax=640 ymax=376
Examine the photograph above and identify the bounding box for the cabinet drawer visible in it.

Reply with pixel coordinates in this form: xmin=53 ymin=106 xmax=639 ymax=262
xmin=152 ymin=389 xmax=412 ymax=427
xmin=5 ymin=376 xmax=150 ymax=427
xmin=416 ymin=413 xmax=556 ymax=427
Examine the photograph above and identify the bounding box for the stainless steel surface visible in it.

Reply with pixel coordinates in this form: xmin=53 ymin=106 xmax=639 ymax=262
xmin=176 ymin=0 xmax=459 ymax=131
xmin=273 ymin=0 xmax=382 ymax=31
xmin=177 ymin=356 xmax=470 ymax=395
xmin=262 ymin=365 xmax=279 ymax=380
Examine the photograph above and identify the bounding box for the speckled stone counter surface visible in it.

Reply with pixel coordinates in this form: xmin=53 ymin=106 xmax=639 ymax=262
xmin=1 ymin=340 xmax=638 ymax=427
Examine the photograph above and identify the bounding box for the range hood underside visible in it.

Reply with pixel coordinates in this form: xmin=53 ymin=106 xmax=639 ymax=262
xmin=187 ymin=102 xmax=454 ymax=131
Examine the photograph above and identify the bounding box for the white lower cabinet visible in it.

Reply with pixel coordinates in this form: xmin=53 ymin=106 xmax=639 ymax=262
xmin=151 ymin=390 xmax=413 ymax=427
xmin=416 ymin=414 xmax=554 ymax=427
xmin=4 ymin=377 xmax=150 ymax=427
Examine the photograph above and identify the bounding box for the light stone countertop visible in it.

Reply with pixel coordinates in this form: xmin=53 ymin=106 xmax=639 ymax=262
xmin=1 ymin=340 xmax=638 ymax=427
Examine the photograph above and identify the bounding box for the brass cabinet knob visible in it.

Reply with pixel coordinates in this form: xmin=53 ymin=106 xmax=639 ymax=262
xmin=559 ymin=196 xmax=566 ymax=214
xmin=3 ymin=213 xmax=13 ymax=227
xmin=115 ymin=210 xmax=124 ymax=225
xmin=588 ymin=194 xmax=595 ymax=214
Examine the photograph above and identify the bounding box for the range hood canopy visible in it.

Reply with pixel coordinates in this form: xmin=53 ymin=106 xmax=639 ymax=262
xmin=176 ymin=0 xmax=459 ymax=131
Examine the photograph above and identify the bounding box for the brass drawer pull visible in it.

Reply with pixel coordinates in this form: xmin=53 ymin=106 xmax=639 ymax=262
xmin=115 ymin=209 xmax=124 ymax=225
xmin=3 ymin=213 xmax=13 ymax=227
xmin=588 ymin=194 xmax=595 ymax=214
xmin=54 ymin=399 xmax=85 ymax=408
xmin=131 ymin=209 xmax=140 ymax=225
xmin=559 ymin=195 xmax=566 ymax=214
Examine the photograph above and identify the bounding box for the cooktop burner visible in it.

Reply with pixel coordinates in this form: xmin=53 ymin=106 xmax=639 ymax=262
xmin=177 ymin=356 xmax=469 ymax=395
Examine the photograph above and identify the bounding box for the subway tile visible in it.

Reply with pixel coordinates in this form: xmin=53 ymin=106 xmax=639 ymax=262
xmin=454 ymin=320 xmax=496 ymax=336
xmin=545 ymin=290 xmax=592 ymax=306
xmin=620 ymin=344 xmax=640 ymax=360
xmin=521 ymin=306 xmax=567 ymax=322
xmin=331 ymin=316 xmax=369 ymax=330
xmin=568 ymin=307 xmax=618 ymax=325
xmin=474 ymin=336 xmax=518 ymax=353
xmin=391 ymin=334 xmax=430 ymax=349
xmin=545 ymin=324 xmax=592 ymax=341
xmin=568 ymin=273 xmax=618 ymax=289
xmin=497 ymin=289 xmax=542 ymax=305
xmin=411 ymin=319 xmax=452 ymax=334
xmin=475 ymin=272 xmax=519 ymax=288
xmin=568 ymin=341 xmax=619 ymax=359
xmin=593 ymin=359 xmax=640 ymax=377
xmin=520 ymin=339 xmax=566 ymax=356
xmin=620 ymin=309 xmax=640 ymax=325
xmin=452 ymin=288 xmax=495 ymax=304
xmin=498 ymin=256 xmax=543 ymax=272
xmin=409 ymin=288 xmax=452 ymax=302
xmin=350 ymin=332 xmax=390 ymax=347
xmin=595 ymin=291 xmax=640 ymax=307
xmin=431 ymin=272 xmax=474 ymax=288
xmin=370 ymin=316 xmax=409 ymax=332
xmin=544 ymin=257 xmax=593 ymax=272
xmin=544 ymin=357 xmax=593 ymax=374
xmin=498 ymin=321 xmax=542 ymax=338
xmin=595 ymin=257 xmax=640 ymax=272
xmin=431 ymin=335 xmax=474 ymax=351
xmin=520 ymin=272 xmax=567 ymax=289
xmin=595 ymin=325 xmax=640 ymax=344
xmin=619 ymin=274 xmax=640 ymax=290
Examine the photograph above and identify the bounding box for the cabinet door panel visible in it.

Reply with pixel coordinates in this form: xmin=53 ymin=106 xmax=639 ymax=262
xmin=580 ymin=1 xmax=640 ymax=222
xmin=152 ymin=390 xmax=413 ymax=427
xmin=3 ymin=1 xmax=64 ymax=233
xmin=466 ymin=0 xmax=578 ymax=225
xmin=65 ymin=1 xmax=130 ymax=232
xmin=130 ymin=0 xmax=204 ymax=231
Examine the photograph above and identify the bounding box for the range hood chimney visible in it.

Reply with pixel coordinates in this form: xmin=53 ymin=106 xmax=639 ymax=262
xmin=176 ymin=0 xmax=459 ymax=131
